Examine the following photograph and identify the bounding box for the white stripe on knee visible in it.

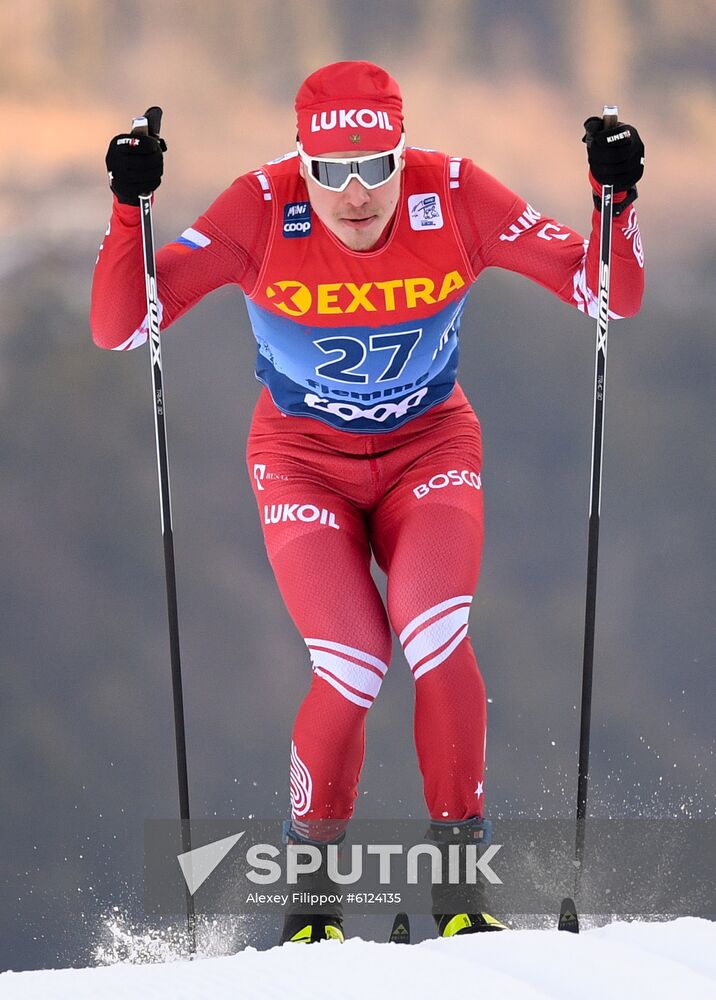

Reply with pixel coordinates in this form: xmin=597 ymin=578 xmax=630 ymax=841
xmin=305 ymin=638 xmax=388 ymax=709
xmin=399 ymin=595 xmax=473 ymax=681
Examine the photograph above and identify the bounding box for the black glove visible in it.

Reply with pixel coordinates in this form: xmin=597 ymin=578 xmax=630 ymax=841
xmin=582 ymin=117 xmax=644 ymax=191
xmin=105 ymin=107 xmax=167 ymax=206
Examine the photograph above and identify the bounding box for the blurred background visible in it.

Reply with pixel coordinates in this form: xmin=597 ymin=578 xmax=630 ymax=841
xmin=1 ymin=0 xmax=714 ymax=972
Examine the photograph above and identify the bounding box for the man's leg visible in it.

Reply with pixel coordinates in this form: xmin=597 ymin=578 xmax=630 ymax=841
xmin=371 ymin=446 xmax=487 ymax=823
xmin=249 ymin=447 xmax=394 ymax=941
xmin=249 ymin=471 xmax=392 ymax=835
xmin=371 ymin=434 xmax=507 ymax=931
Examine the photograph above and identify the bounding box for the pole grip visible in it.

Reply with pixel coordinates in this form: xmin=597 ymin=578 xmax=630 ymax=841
xmin=145 ymin=106 xmax=163 ymax=137
xmin=131 ymin=107 xmax=163 ymax=137
xmin=602 ymin=104 xmax=619 ymax=129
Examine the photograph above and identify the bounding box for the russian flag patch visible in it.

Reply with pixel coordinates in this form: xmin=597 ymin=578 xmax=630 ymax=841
xmin=171 ymin=227 xmax=212 ymax=253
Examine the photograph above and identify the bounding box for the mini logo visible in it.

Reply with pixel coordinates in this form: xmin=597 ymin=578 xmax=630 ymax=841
xmin=408 ymin=193 xmax=443 ymax=230
xmin=283 ymin=201 xmax=312 ymax=238
xmin=253 ymin=464 xmax=291 ymax=491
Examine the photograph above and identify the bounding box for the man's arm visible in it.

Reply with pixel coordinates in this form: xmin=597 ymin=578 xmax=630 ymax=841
xmin=451 ymin=158 xmax=644 ymax=320
xmin=90 ymin=174 xmax=271 ymax=351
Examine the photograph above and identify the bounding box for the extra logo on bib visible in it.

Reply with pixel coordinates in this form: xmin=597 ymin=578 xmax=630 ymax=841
xmin=408 ymin=193 xmax=443 ymax=231
xmin=283 ymin=201 xmax=312 ymax=238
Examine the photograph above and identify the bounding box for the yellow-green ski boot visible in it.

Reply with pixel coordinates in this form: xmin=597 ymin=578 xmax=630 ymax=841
xmin=436 ymin=912 xmax=508 ymax=936
xmin=280 ymin=913 xmax=345 ymax=944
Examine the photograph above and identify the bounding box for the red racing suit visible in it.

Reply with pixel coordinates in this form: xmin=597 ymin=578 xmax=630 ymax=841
xmin=91 ymin=146 xmax=644 ymax=833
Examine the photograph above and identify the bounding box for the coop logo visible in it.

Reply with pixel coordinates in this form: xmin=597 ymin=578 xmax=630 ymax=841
xmin=408 ymin=193 xmax=443 ymax=230
xmin=263 ymin=503 xmax=341 ymax=530
xmin=413 ymin=469 xmax=482 ymax=499
xmin=283 ymin=201 xmax=312 ymax=239
xmin=305 ymin=387 xmax=428 ymax=424
xmin=265 ymin=271 xmax=465 ymax=317
xmin=310 ymin=109 xmax=394 ymax=132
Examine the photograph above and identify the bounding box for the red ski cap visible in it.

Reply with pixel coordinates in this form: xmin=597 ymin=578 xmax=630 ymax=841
xmin=295 ymin=61 xmax=403 ymax=156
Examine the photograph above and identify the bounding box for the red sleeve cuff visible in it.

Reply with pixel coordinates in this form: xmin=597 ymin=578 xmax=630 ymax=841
xmin=588 ymin=171 xmax=630 ymax=202
xmin=112 ymin=194 xmax=155 ymax=222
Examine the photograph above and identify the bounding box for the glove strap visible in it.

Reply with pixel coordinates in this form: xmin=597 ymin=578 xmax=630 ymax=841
xmin=592 ymin=186 xmax=638 ymax=217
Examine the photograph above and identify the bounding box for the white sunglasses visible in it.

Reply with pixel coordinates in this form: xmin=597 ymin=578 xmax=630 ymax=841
xmin=297 ymin=134 xmax=405 ymax=192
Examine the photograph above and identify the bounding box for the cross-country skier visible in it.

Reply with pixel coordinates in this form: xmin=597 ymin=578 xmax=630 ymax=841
xmin=91 ymin=61 xmax=645 ymax=943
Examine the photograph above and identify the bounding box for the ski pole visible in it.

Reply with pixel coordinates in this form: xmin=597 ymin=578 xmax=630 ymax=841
xmin=132 ymin=108 xmax=197 ymax=953
xmin=560 ymin=105 xmax=619 ymax=933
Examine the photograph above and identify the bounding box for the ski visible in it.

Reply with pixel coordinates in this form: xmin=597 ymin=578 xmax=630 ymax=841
xmin=558 ymin=897 xmax=579 ymax=934
xmin=388 ymin=912 xmax=411 ymax=944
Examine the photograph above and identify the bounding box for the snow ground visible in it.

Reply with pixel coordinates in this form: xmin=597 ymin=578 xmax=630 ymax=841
xmin=1 ymin=918 xmax=714 ymax=1000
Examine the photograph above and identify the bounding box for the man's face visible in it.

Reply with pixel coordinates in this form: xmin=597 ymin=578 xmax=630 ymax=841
xmin=299 ymin=151 xmax=404 ymax=252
